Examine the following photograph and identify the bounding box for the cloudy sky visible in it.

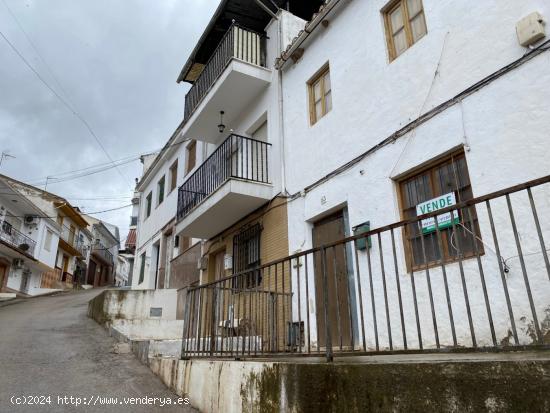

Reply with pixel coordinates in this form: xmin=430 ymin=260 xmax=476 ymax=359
xmin=0 ymin=0 xmax=219 ymax=244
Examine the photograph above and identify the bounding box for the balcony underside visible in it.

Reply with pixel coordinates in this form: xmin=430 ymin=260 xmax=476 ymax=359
xmin=0 ymin=242 xmax=53 ymax=272
xmin=59 ymin=238 xmax=82 ymax=258
xmin=176 ymin=179 xmax=272 ymax=239
xmin=182 ymin=60 xmax=271 ymax=143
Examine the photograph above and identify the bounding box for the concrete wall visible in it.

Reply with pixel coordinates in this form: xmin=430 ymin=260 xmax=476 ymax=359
xmin=110 ymin=319 xmax=183 ymax=341
xmin=88 ymin=289 xmax=177 ymax=325
xmin=150 ymin=353 xmax=550 ymax=413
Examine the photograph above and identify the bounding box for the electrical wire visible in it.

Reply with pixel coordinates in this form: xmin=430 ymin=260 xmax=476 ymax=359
xmin=3 ymin=204 xmax=132 ymax=219
xmin=0 ymin=27 xmax=133 ymax=189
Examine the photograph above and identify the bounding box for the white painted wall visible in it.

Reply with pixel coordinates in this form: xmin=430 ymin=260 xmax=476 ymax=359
xmin=281 ymin=0 xmax=550 ymax=348
xmin=132 ymin=140 xmax=208 ymax=289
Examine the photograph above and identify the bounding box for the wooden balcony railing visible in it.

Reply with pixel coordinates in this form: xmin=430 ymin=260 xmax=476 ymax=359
xmin=184 ymin=24 xmax=266 ymax=121
xmin=177 ymin=134 xmax=271 ymax=220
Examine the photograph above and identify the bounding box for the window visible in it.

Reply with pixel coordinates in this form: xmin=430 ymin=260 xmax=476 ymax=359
xmin=1 ymin=220 xmax=12 ymax=235
xmin=145 ymin=192 xmax=152 ymax=219
xmin=186 ymin=141 xmax=197 ymax=174
xmin=138 ymin=252 xmax=146 ymax=284
xmin=157 ymin=176 xmax=165 ymax=206
xmin=399 ymin=152 xmax=482 ymax=271
xmin=169 ymin=159 xmax=178 ymax=192
xmin=232 ymin=224 xmax=262 ymax=290
xmin=384 ymin=0 xmax=427 ymax=60
xmin=308 ymin=65 xmax=332 ymax=125
xmin=44 ymin=229 xmax=53 ymax=252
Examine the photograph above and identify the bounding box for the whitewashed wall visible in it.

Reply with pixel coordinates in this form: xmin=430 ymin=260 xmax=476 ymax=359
xmin=283 ymin=0 xmax=550 ymax=348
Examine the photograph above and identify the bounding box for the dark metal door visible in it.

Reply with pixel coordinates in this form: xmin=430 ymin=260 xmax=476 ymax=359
xmin=313 ymin=211 xmax=353 ymax=348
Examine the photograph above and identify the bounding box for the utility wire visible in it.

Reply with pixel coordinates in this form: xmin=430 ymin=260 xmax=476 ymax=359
xmin=1 ymin=0 xmax=74 ymax=105
xmin=4 ymin=203 xmax=132 ymax=219
xmin=0 ymin=27 xmax=132 ymax=189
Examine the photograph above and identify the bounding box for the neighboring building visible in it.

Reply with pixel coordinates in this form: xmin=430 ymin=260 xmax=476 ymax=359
xmin=0 ymin=174 xmax=93 ymax=294
xmin=130 ymin=2 xmax=325 ymax=333
xmin=0 ymin=176 xmax=60 ymax=295
xmin=131 ymin=147 xmax=204 ymax=292
xmin=115 ymin=253 xmax=131 ymax=287
xmin=119 ymin=189 xmax=140 ymax=286
xmin=83 ymin=215 xmax=119 ymax=287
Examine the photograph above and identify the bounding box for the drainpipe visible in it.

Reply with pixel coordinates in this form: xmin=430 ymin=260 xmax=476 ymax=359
xmin=277 ymin=13 xmax=288 ymax=196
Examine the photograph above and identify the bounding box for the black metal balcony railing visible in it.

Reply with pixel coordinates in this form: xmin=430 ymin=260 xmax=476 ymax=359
xmin=181 ymin=175 xmax=550 ymax=361
xmin=184 ymin=24 xmax=266 ymax=121
xmin=177 ymin=134 xmax=271 ymax=220
xmin=92 ymin=241 xmax=114 ymax=265
xmin=0 ymin=221 xmax=36 ymax=256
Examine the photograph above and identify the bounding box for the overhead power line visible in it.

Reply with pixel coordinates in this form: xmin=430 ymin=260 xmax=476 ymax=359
xmin=0 ymin=26 xmax=132 ymax=189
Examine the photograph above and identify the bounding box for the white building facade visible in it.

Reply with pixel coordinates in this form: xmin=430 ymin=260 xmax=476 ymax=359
xmin=279 ymin=0 xmax=550 ymax=350
xmin=0 ymin=176 xmax=61 ymax=296
xmin=128 ymin=0 xmax=550 ymax=354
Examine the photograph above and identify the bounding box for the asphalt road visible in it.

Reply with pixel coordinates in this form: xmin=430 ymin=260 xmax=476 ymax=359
xmin=0 ymin=289 xmax=196 ymax=413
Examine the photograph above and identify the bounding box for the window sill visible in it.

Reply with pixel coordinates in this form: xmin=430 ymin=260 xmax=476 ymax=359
xmin=407 ymin=250 xmax=486 ymax=274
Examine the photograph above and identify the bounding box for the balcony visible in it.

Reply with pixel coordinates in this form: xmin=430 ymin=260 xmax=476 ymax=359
xmin=0 ymin=221 xmax=36 ymax=257
xmin=91 ymin=241 xmax=114 ymax=265
xmin=177 ymin=134 xmax=272 ymax=238
xmin=59 ymin=227 xmax=85 ymax=257
xmin=182 ymin=24 xmax=271 ymax=142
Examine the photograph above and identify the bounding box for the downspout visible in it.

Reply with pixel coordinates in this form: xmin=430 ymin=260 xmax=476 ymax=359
xmin=277 ymin=13 xmax=288 ymax=196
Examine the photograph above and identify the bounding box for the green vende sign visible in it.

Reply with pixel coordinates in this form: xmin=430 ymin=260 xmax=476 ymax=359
xmin=416 ymin=193 xmax=459 ymax=234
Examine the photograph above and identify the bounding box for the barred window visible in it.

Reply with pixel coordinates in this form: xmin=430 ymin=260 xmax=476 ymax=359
xmin=232 ymin=224 xmax=262 ymax=290
xmin=399 ymin=152 xmax=482 ymax=271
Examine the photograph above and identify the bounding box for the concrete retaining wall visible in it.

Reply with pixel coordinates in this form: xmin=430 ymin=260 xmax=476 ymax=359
xmin=149 ymin=352 xmax=550 ymax=413
xmin=87 ymin=289 xmax=177 ymax=326
xmin=110 ymin=319 xmax=183 ymax=341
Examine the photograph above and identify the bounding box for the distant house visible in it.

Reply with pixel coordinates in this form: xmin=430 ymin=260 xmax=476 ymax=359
xmin=83 ymin=215 xmax=120 ymax=287
xmin=0 ymin=174 xmax=92 ymax=295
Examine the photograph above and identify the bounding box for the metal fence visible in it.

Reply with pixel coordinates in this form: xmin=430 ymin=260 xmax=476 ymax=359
xmin=181 ymin=175 xmax=550 ymax=361
xmin=184 ymin=23 xmax=266 ymax=121
xmin=0 ymin=221 xmax=36 ymax=256
xmin=177 ymin=134 xmax=271 ymax=220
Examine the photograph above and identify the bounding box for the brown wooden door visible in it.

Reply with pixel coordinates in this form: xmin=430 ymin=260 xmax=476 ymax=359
xmin=313 ymin=211 xmax=353 ymax=348
xmin=87 ymin=260 xmax=97 ymax=286
xmin=0 ymin=264 xmax=7 ymax=291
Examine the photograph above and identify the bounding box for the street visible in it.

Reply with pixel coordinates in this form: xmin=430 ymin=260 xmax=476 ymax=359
xmin=0 ymin=289 xmax=195 ymax=412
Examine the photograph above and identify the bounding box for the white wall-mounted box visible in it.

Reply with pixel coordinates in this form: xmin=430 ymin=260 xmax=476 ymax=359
xmin=516 ymin=12 xmax=545 ymax=47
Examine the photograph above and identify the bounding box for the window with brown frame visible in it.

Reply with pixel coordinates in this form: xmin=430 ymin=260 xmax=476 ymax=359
xmin=186 ymin=140 xmax=197 ymax=174
xmin=169 ymin=159 xmax=178 ymax=192
xmin=308 ymin=65 xmax=332 ymax=125
xmin=399 ymin=152 xmax=482 ymax=271
xmin=232 ymin=224 xmax=262 ymax=290
xmin=384 ymin=0 xmax=427 ymax=61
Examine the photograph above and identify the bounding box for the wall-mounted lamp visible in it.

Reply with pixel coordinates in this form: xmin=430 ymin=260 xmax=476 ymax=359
xmin=218 ymin=111 xmax=226 ymax=134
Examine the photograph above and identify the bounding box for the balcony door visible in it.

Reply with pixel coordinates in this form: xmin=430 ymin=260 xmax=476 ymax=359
xmin=312 ymin=211 xmax=353 ymax=349
xmin=232 ymin=121 xmax=268 ymax=182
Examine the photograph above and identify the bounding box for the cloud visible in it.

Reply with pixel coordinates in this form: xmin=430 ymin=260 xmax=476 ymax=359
xmin=0 ymin=0 xmax=218 ymax=239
